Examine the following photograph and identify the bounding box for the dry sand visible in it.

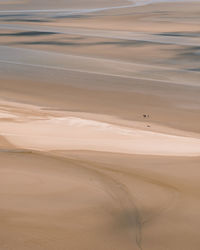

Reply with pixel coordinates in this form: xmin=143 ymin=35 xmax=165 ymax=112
xmin=0 ymin=0 xmax=200 ymax=249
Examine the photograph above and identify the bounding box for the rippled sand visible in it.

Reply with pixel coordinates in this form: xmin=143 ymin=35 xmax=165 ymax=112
xmin=0 ymin=0 xmax=200 ymax=250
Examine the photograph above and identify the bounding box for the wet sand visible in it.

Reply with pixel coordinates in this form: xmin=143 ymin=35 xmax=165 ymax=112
xmin=0 ymin=0 xmax=200 ymax=249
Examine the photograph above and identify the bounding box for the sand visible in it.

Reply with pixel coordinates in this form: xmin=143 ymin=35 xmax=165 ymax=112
xmin=0 ymin=0 xmax=200 ymax=249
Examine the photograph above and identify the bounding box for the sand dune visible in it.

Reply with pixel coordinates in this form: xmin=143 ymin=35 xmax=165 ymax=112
xmin=0 ymin=0 xmax=200 ymax=249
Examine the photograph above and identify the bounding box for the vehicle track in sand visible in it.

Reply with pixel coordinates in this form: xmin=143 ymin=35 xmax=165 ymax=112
xmin=47 ymin=151 xmax=180 ymax=250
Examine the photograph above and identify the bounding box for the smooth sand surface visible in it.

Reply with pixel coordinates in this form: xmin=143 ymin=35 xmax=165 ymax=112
xmin=0 ymin=101 xmax=200 ymax=156
xmin=0 ymin=0 xmax=200 ymax=249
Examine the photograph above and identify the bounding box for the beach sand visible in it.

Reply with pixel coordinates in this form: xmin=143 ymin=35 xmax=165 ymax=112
xmin=0 ymin=0 xmax=200 ymax=249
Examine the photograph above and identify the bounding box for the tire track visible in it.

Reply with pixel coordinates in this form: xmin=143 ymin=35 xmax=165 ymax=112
xmin=50 ymin=152 xmax=180 ymax=250
xmin=95 ymin=163 xmax=180 ymax=225
xmin=45 ymin=152 xmax=144 ymax=250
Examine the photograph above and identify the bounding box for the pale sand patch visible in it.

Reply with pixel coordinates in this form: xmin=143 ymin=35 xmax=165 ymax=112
xmin=0 ymin=111 xmax=18 ymax=119
xmin=0 ymin=135 xmax=14 ymax=149
xmin=0 ymin=100 xmax=200 ymax=156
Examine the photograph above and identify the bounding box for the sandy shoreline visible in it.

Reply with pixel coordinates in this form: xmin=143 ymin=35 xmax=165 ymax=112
xmin=0 ymin=0 xmax=200 ymax=249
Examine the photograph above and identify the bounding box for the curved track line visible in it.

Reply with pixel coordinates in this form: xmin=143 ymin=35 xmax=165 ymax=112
xmin=47 ymin=153 xmax=144 ymax=250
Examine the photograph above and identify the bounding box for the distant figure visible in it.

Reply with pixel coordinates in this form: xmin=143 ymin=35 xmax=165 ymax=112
xmin=143 ymin=114 xmax=149 ymax=118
